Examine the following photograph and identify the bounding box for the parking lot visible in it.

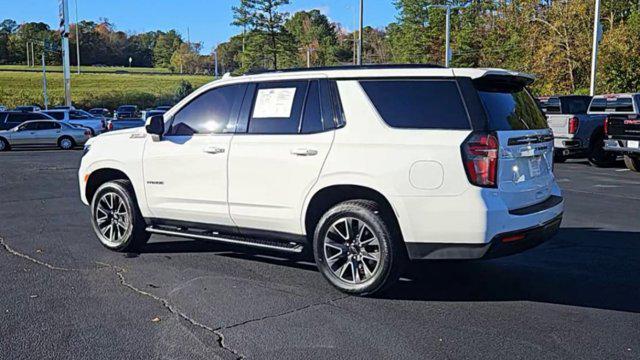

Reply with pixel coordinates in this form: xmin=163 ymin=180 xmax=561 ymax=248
xmin=1 ymin=149 xmax=639 ymax=360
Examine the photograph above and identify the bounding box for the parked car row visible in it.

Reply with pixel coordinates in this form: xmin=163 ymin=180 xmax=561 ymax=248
xmin=538 ymin=92 xmax=640 ymax=172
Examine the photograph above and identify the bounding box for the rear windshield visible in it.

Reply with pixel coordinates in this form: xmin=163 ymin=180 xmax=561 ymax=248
xmin=477 ymin=87 xmax=548 ymax=131
xmin=360 ymin=80 xmax=470 ymax=130
xmin=589 ymin=97 xmax=635 ymax=113
xmin=118 ymin=106 xmax=136 ymax=112
xmin=539 ymin=97 xmax=561 ymax=114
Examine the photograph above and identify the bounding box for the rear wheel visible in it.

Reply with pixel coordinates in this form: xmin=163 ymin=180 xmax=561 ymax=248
xmin=553 ymin=153 xmax=567 ymax=163
xmin=58 ymin=136 xmax=75 ymax=150
xmin=90 ymin=180 xmax=150 ymax=252
xmin=313 ymin=200 xmax=405 ymax=296
xmin=624 ymin=155 xmax=640 ymax=172
xmin=588 ymin=133 xmax=617 ymax=167
xmin=0 ymin=138 xmax=9 ymax=151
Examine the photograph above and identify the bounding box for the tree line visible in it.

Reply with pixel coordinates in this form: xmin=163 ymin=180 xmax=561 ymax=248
xmin=1 ymin=0 xmax=640 ymax=95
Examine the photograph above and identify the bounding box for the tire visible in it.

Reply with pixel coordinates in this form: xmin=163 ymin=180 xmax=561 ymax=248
xmin=588 ymin=133 xmax=617 ymax=167
xmin=624 ymin=155 xmax=640 ymax=172
xmin=0 ymin=137 xmax=9 ymax=151
xmin=90 ymin=180 xmax=150 ymax=252
xmin=57 ymin=136 xmax=76 ymax=150
xmin=313 ymin=200 xmax=406 ymax=296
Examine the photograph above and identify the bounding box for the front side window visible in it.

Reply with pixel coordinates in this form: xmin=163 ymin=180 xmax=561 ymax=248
xmin=247 ymin=81 xmax=307 ymax=134
xmin=20 ymin=122 xmax=39 ymax=131
xmin=360 ymin=80 xmax=471 ymax=129
xmin=301 ymin=81 xmax=323 ymax=133
xmin=167 ymin=84 xmax=246 ymax=136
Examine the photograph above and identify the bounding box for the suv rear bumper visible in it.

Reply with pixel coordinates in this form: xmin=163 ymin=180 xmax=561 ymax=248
xmin=406 ymin=213 xmax=562 ymax=260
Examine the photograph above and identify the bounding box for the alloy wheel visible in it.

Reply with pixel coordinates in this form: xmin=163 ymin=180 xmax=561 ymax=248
xmin=94 ymin=192 xmax=130 ymax=247
xmin=323 ymin=217 xmax=381 ymax=284
xmin=60 ymin=138 xmax=73 ymax=149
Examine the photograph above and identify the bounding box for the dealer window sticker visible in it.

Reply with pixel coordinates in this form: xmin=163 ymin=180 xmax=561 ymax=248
xmin=252 ymin=88 xmax=297 ymax=118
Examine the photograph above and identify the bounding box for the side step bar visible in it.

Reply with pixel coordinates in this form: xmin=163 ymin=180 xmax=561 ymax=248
xmin=146 ymin=226 xmax=304 ymax=254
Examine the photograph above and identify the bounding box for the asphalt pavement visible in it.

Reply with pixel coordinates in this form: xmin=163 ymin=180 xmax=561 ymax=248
xmin=1 ymin=149 xmax=639 ymax=360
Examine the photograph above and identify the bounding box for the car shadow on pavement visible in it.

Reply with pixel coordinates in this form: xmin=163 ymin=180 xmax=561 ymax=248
xmin=137 ymin=228 xmax=639 ymax=313
xmin=389 ymin=228 xmax=640 ymax=313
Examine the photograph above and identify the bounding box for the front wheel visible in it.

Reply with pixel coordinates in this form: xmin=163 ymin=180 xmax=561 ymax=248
xmin=624 ymin=155 xmax=640 ymax=172
xmin=313 ymin=200 xmax=405 ymax=296
xmin=90 ymin=180 xmax=150 ymax=252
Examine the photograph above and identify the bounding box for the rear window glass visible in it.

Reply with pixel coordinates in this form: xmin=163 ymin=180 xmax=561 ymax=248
xmin=539 ymin=98 xmax=561 ymax=114
xmin=589 ymin=97 xmax=635 ymax=113
xmin=477 ymin=88 xmax=548 ymax=131
xmin=360 ymin=80 xmax=470 ymax=129
xmin=562 ymin=97 xmax=591 ymax=114
xmin=43 ymin=111 xmax=65 ymax=120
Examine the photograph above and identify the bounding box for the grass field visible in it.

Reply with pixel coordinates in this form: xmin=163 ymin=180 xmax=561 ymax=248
xmin=0 ymin=64 xmax=173 ymax=74
xmin=0 ymin=66 xmax=213 ymax=109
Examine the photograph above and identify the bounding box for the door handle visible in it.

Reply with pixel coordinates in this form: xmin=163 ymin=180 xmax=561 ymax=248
xmin=203 ymin=146 xmax=225 ymax=154
xmin=291 ymin=148 xmax=318 ymax=156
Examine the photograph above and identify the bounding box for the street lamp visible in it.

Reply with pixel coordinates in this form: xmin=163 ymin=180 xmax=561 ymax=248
xmin=590 ymin=0 xmax=602 ymax=96
xmin=427 ymin=4 xmax=461 ymax=68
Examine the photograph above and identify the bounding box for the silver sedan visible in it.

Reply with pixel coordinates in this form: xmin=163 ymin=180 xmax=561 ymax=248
xmin=0 ymin=120 xmax=92 ymax=151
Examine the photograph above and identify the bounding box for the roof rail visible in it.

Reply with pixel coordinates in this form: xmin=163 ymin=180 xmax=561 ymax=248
xmin=244 ymin=63 xmax=445 ymax=76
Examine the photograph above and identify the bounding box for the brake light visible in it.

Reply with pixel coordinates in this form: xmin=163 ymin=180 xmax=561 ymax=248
xmin=107 ymin=122 xmax=113 ymax=131
xmin=568 ymin=117 xmax=579 ymax=134
xmin=462 ymin=132 xmax=499 ymax=188
xmin=604 ymin=117 xmax=609 ymax=135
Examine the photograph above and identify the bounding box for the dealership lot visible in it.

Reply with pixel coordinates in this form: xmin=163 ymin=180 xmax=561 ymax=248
xmin=1 ymin=150 xmax=639 ymax=360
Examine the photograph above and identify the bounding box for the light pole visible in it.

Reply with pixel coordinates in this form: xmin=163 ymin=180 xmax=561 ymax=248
xmin=357 ymin=0 xmax=363 ymax=65
xmin=74 ymin=0 xmax=80 ymax=74
xmin=427 ymin=4 xmax=458 ymax=67
xmin=59 ymin=0 xmax=72 ymax=107
xmin=590 ymin=0 xmax=602 ymax=96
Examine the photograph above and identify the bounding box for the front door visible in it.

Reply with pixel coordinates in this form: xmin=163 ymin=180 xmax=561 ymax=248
xmin=143 ymin=83 xmax=247 ymax=226
xmin=11 ymin=121 xmax=42 ymax=145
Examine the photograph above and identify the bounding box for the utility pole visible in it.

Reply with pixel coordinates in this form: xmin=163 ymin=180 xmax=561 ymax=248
xmin=307 ymin=46 xmax=311 ymax=68
xmin=590 ymin=0 xmax=602 ymax=96
xmin=357 ymin=0 xmax=363 ymax=65
xmin=26 ymin=42 xmax=30 ymax=66
xmin=75 ymin=0 xmax=81 ymax=74
xmin=59 ymin=0 xmax=72 ymax=106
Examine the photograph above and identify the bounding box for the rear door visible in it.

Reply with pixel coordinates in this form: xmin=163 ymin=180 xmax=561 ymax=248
xmin=228 ymin=79 xmax=335 ymax=235
xmin=475 ymin=79 xmax=555 ymax=210
xmin=36 ymin=121 xmax=62 ymax=145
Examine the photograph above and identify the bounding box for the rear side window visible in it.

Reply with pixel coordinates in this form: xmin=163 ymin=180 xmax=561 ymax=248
xmin=37 ymin=122 xmax=60 ymax=130
xmin=247 ymin=81 xmax=307 ymax=134
xmin=43 ymin=111 xmax=65 ymax=120
xmin=477 ymin=88 xmax=548 ymax=131
xmin=167 ymin=84 xmax=246 ymax=136
xmin=360 ymin=80 xmax=470 ymax=129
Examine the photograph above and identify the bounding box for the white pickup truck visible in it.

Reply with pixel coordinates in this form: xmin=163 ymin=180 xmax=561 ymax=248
xmin=539 ymin=95 xmax=615 ymax=166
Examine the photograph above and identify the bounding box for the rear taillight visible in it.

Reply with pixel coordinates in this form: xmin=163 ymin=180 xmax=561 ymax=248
xmin=462 ymin=132 xmax=499 ymax=188
xmin=84 ymin=129 xmax=91 ymax=136
xmin=568 ymin=117 xmax=579 ymax=134
xmin=604 ymin=117 xmax=609 ymax=135
xmin=107 ymin=122 xmax=113 ymax=131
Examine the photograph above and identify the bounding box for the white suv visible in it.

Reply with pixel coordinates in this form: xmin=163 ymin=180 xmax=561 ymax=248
xmin=78 ymin=65 xmax=564 ymax=295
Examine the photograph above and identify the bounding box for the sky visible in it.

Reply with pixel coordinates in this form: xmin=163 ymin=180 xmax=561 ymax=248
xmin=2 ymin=0 xmax=398 ymax=53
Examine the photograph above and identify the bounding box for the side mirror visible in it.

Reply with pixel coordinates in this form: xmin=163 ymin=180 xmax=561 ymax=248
xmin=145 ymin=115 xmax=165 ymax=138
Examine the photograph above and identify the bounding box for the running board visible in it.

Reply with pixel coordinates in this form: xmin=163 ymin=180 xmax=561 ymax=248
xmin=145 ymin=226 xmax=304 ymax=253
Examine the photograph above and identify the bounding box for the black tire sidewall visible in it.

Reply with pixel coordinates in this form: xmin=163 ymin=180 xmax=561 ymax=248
xmin=90 ymin=181 xmax=137 ymax=251
xmin=313 ymin=201 xmax=398 ymax=295
xmin=0 ymin=138 xmax=8 ymax=151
